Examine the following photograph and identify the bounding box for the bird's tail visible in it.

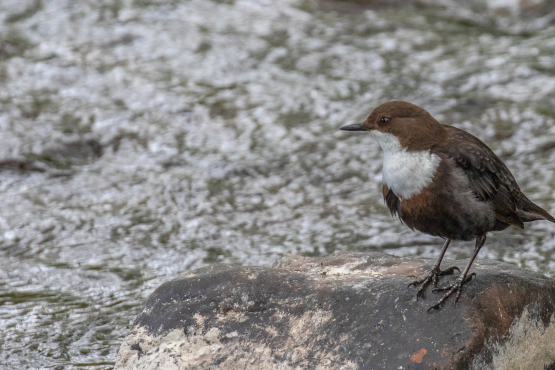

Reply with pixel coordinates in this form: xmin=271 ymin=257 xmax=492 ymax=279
xmin=518 ymin=195 xmax=555 ymax=223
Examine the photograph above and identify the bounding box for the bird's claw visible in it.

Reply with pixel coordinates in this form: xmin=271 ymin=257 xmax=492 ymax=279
xmin=408 ymin=266 xmax=460 ymax=300
xmin=428 ymin=273 xmax=476 ymax=311
xmin=437 ymin=266 xmax=460 ymax=276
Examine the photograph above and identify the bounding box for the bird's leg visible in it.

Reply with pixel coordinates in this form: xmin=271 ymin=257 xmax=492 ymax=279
xmin=408 ymin=239 xmax=459 ymax=299
xmin=428 ymin=235 xmax=487 ymax=312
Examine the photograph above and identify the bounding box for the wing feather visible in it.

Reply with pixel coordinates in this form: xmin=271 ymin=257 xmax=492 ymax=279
xmin=438 ymin=126 xmax=523 ymax=229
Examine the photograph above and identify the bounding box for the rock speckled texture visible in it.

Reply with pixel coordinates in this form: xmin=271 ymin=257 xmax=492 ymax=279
xmin=116 ymin=252 xmax=555 ymax=369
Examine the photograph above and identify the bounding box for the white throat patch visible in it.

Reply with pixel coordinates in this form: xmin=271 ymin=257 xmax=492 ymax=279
xmin=370 ymin=131 xmax=441 ymax=200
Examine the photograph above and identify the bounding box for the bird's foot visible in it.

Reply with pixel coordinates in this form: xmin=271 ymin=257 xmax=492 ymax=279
xmin=407 ymin=266 xmax=460 ymax=300
xmin=427 ymin=273 xmax=476 ymax=312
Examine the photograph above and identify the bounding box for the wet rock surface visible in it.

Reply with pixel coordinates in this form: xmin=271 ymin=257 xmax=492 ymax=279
xmin=116 ymin=252 xmax=555 ymax=369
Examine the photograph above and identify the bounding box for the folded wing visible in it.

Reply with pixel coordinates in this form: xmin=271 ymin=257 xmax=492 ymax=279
xmin=439 ymin=126 xmax=524 ymax=229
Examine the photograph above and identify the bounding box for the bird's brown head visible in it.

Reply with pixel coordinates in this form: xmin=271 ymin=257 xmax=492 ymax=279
xmin=340 ymin=101 xmax=447 ymax=151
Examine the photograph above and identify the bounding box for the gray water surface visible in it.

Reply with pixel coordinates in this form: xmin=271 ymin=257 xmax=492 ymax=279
xmin=1 ymin=0 xmax=555 ymax=368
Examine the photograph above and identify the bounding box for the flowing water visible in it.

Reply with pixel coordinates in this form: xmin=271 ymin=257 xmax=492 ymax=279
xmin=1 ymin=0 xmax=555 ymax=368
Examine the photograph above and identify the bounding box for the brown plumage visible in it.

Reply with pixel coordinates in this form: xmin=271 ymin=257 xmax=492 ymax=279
xmin=341 ymin=101 xmax=554 ymax=310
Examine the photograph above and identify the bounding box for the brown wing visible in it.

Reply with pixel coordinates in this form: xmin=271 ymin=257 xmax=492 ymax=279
xmin=438 ymin=126 xmax=524 ymax=229
xmin=382 ymin=184 xmax=401 ymax=218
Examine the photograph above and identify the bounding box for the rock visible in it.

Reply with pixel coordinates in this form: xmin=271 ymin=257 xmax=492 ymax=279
xmin=115 ymin=252 xmax=555 ymax=369
xmin=40 ymin=138 xmax=103 ymax=167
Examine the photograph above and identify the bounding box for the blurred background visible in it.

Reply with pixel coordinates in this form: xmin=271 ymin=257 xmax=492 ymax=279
xmin=1 ymin=0 xmax=555 ymax=368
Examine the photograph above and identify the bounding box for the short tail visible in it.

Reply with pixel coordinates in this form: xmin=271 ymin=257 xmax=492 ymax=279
xmin=519 ymin=196 xmax=555 ymax=223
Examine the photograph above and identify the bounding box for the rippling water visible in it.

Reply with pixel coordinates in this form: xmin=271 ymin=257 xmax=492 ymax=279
xmin=1 ymin=0 xmax=555 ymax=368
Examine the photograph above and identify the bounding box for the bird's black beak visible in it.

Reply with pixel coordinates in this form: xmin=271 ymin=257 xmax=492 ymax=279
xmin=339 ymin=123 xmax=367 ymax=131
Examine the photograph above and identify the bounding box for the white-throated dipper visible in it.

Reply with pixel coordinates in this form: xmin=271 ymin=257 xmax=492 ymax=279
xmin=340 ymin=101 xmax=555 ymax=310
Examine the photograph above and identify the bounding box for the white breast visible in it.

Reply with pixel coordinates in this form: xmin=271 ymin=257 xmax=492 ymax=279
xmin=370 ymin=131 xmax=441 ymax=200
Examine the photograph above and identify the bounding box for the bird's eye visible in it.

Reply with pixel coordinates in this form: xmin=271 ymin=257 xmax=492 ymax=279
xmin=379 ymin=117 xmax=390 ymax=124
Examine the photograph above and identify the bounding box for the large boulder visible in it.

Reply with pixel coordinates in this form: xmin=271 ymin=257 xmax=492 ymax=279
xmin=115 ymin=252 xmax=555 ymax=369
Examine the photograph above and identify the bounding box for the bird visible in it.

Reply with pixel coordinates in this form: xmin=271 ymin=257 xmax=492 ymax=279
xmin=340 ymin=101 xmax=555 ymax=310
